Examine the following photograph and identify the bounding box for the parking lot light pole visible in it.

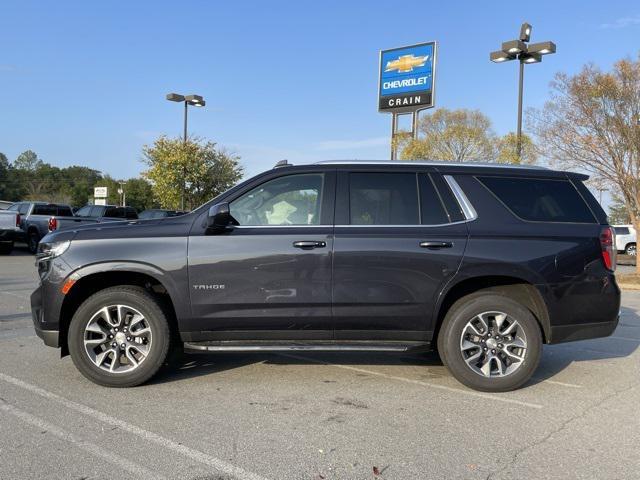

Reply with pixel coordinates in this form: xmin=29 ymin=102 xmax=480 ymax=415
xmin=166 ymin=93 xmax=206 ymax=210
xmin=490 ymin=23 xmax=556 ymax=161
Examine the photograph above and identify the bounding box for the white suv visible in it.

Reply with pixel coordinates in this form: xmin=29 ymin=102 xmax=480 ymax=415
xmin=613 ymin=225 xmax=636 ymax=256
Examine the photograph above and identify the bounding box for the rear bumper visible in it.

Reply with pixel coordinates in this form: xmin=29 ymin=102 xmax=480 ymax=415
xmin=549 ymin=316 xmax=619 ymax=344
xmin=0 ymin=228 xmax=17 ymax=243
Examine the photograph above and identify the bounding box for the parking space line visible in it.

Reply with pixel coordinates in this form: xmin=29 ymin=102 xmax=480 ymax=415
xmin=278 ymin=353 xmax=543 ymax=409
xmin=0 ymin=373 xmax=270 ymax=480
xmin=0 ymin=400 xmax=163 ymax=480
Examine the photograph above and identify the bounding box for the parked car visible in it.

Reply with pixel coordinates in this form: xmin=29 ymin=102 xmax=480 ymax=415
xmin=613 ymin=224 xmax=636 ymax=256
xmin=138 ymin=209 xmax=186 ymax=220
xmin=31 ymin=160 xmax=620 ymax=392
xmin=7 ymin=202 xmax=75 ymax=253
xmin=50 ymin=204 xmax=138 ymax=232
xmin=0 ymin=209 xmax=21 ymax=254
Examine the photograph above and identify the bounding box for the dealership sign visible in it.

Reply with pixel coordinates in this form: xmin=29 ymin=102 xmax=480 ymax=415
xmin=94 ymin=186 xmax=108 ymax=198
xmin=378 ymin=41 xmax=436 ymax=112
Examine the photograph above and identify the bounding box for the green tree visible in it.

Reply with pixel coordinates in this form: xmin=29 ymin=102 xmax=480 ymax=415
xmin=14 ymin=150 xmax=43 ymax=172
xmin=60 ymin=166 xmax=102 ymax=207
xmin=496 ymin=133 xmax=538 ymax=165
xmin=399 ymin=108 xmax=497 ymax=161
xmin=123 ymin=178 xmax=157 ymax=211
xmin=609 ymin=191 xmax=631 ymax=225
xmin=142 ymin=136 xmax=243 ymax=210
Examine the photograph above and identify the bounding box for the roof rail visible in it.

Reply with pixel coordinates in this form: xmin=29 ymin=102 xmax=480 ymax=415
xmin=274 ymin=159 xmax=292 ymax=168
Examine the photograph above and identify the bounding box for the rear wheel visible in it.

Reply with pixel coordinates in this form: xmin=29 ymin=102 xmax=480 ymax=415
xmin=437 ymin=293 xmax=542 ymax=392
xmin=625 ymin=243 xmax=636 ymax=256
xmin=27 ymin=230 xmax=40 ymax=254
xmin=68 ymin=286 xmax=171 ymax=387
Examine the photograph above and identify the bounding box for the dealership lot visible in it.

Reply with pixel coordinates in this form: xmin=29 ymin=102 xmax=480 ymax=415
xmin=1 ymin=249 xmax=639 ymax=479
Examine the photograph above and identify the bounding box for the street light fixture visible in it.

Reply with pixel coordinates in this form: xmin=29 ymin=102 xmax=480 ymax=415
xmin=490 ymin=23 xmax=556 ymax=160
xmin=166 ymin=92 xmax=206 ymax=210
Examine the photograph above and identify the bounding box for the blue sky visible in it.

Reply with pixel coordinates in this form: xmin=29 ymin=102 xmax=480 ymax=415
xmin=1 ymin=0 xmax=639 ymax=181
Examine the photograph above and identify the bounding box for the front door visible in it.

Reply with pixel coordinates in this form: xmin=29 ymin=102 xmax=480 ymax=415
xmin=332 ymin=170 xmax=468 ymax=342
xmin=187 ymin=170 xmax=335 ymax=340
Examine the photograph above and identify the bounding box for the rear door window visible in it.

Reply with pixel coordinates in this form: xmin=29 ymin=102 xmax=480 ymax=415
xmin=57 ymin=206 xmax=73 ymax=216
xmin=615 ymin=227 xmax=630 ymax=235
xmin=32 ymin=205 xmax=57 ymax=216
xmin=18 ymin=203 xmax=30 ymax=215
xmin=478 ymin=176 xmax=596 ymax=223
xmin=76 ymin=206 xmax=92 ymax=217
xmin=418 ymin=174 xmax=449 ymax=225
xmin=349 ymin=172 xmax=419 ymax=225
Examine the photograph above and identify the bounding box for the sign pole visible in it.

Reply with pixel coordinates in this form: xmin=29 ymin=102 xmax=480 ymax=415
xmin=391 ymin=113 xmax=398 ymax=160
xmin=412 ymin=111 xmax=419 ymax=140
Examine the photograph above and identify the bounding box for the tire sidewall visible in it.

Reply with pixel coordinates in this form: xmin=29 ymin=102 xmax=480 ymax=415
xmin=438 ymin=293 xmax=542 ymax=392
xmin=28 ymin=231 xmax=39 ymax=254
xmin=68 ymin=287 xmax=170 ymax=387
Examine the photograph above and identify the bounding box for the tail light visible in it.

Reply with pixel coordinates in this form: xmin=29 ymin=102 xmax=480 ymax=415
xmin=48 ymin=217 xmax=58 ymax=232
xmin=600 ymin=226 xmax=616 ymax=271
xmin=16 ymin=213 xmax=20 ymax=227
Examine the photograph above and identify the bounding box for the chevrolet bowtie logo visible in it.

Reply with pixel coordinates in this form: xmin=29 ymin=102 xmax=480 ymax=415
xmin=385 ymin=54 xmax=429 ymax=73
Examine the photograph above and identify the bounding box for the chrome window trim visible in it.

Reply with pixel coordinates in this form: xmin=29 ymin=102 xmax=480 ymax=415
xmin=444 ymin=175 xmax=477 ymax=221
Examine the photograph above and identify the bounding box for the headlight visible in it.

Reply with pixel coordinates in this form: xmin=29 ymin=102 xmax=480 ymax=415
xmin=36 ymin=240 xmax=71 ymax=260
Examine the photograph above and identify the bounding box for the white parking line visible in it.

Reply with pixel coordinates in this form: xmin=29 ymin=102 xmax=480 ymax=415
xmin=0 ymin=373 xmax=270 ymax=480
xmin=0 ymin=400 xmax=163 ymax=480
xmin=278 ymin=353 xmax=543 ymax=409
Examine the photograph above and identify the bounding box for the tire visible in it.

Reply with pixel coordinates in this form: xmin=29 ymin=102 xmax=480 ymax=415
xmin=437 ymin=293 xmax=542 ymax=392
xmin=27 ymin=230 xmax=40 ymax=254
xmin=0 ymin=241 xmax=13 ymax=255
xmin=68 ymin=286 xmax=171 ymax=387
xmin=625 ymin=243 xmax=636 ymax=257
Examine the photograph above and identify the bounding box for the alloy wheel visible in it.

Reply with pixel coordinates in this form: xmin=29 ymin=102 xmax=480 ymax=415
xmin=459 ymin=311 xmax=527 ymax=378
xmin=83 ymin=304 xmax=152 ymax=374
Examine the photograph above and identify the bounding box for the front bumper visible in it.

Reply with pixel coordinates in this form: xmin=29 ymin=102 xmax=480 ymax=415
xmin=31 ymin=284 xmax=60 ymax=348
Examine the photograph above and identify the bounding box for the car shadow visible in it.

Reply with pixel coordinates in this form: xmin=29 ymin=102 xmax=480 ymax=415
xmin=150 ymin=307 xmax=639 ymax=389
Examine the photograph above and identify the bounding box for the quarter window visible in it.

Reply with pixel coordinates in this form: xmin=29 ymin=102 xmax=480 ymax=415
xmin=349 ymin=173 xmax=419 ymax=225
xmin=478 ymin=176 xmax=596 ymax=223
xmin=230 ymin=174 xmax=324 ymax=226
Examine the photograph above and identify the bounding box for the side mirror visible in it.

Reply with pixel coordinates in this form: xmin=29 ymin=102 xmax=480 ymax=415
xmin=207 ymin=202 xmax=232 ymax=232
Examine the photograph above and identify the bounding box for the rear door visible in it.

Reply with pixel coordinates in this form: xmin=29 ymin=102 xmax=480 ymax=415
xmin=332 ymin=168 xmax=468 ymax=341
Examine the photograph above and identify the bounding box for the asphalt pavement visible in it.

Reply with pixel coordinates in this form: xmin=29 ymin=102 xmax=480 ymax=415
xmin=1 ymin=246 xmax=639 ymax=479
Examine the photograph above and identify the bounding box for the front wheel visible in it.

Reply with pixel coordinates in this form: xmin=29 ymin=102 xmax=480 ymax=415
xmin=437 ymin=293 xmax=542 ymax=392
xmin=68 ymin=286 xmax=171 ymax=387
xmin=626 ymin=243 xmax=636 ymax=257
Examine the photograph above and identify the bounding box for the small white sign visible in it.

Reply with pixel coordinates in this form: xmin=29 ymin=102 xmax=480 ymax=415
xmin=94 ymin=198 xmax=107 ymax=206
xmin=94 ymin=187 xmax=108 ymax=198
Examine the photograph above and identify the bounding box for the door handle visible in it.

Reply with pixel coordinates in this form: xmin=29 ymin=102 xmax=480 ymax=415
xmin=293 ymin=240 xmax=326 ymax=249
xmin=420 ymin=241 xmax=453 ymax=249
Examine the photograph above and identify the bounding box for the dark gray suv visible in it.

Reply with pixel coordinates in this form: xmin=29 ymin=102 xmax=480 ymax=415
xmin=30 ymin=161 xmax=620 ymax=392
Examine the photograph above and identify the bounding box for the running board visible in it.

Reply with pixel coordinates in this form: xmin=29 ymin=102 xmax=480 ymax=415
xmin=183 ymin=340 xmax=430 ymax=353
